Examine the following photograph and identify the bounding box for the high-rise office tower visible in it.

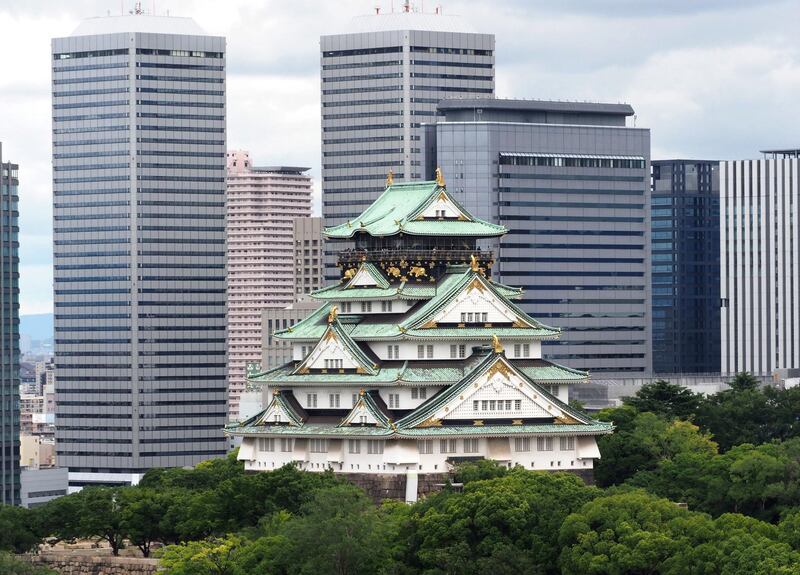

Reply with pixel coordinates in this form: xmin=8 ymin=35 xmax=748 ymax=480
xmin=52 ymin=13 xmax=227 ymax=488
xmin=292 ymin=217 xmax=324 ymax=300
xmin=320 ymin=4 xmax=495 ymax=278
xmin=422 ymin=99 xmax=652 ymax=377
xmin=226 ymin=152 xmax=312 ymax=419
xmin=0 ymin=144 xmax=20 ymax=505
xmin=721 ymin=150 xmax=800 ymax=376
xmin=651 ymin=160 xmax=720 ymax=374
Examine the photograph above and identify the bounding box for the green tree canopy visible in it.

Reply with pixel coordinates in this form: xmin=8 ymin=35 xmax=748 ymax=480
xmin=623 ymin=379 xmax=702 ymax=420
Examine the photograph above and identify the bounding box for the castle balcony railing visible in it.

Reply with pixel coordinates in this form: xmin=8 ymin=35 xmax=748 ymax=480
xmin=337 ymin=248 xmax=494 ymax=266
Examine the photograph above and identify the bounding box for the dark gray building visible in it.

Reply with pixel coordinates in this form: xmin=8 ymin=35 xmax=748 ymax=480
xmin=0 ymin=144 xmax=20 ymax=505
xmin=651 ymin=160 xmax=720 ymax=374
xmin=52 ymin=14 xmax=227 ymax=489
xmin=320 ymin=8 xmax=495 ymax=278
xmin=422 ymin=98 xmax=652 ymax=376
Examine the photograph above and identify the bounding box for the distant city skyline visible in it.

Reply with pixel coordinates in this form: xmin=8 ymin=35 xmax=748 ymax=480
xmin=2 ymin=0 xmax=800 ymax=314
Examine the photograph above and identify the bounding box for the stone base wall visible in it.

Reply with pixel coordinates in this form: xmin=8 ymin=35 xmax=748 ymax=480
xmin=22 ymin=554 xmax=159 ymax=575
xmin=340 ymin=468 xmax=594 ymax=501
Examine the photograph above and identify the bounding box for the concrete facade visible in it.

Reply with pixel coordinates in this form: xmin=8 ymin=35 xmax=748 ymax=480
xmin=422 ymin=99 xmax=652 ymax=377
xmin=0 ymin=145 xmax=20 ymax=505
xmin=226 ymin=151 xmax=312 ymax=419
xmin=651 ymin=160 xmax=720 ymax=374
xmin=721 ymin=153 xmax=800 ymax=375
xmin=260 ymin=298 xmax=320 ymax=372
xmin=20 ymin=466 xmax=68 ymax=508
xmin=293 ymin=217 xmax=324 ymax=300
xmin=52 ymin=14 xmax=228 ymax=489
xmin=320 ymin=11 xmax=494 ymax=279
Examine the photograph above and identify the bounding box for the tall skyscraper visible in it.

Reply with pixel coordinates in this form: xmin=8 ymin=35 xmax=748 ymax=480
xmin=226 ymin=152 xmax=312 ymax=419
xmin=721 ymin=150 xmax=800 ymax=376
xmin=0 ymin=144 xmax=20 ymax=505
xmin=422 ymin=98 xmax=652 ymax=377
xmin=292 ymin=217 xmax=324 ymax=300
xmin=320 ymin=5 xmax=495 ymax=278
xmin=651 ymin=160 xmax=720 ymax=374
xmin=52 ymin=13 xmax=227 ymax=488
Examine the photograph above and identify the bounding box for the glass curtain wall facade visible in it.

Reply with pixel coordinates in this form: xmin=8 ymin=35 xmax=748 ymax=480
xmin=52 ymin=16 xmax=227 ymax=488
xmin=0 ymin=146 xmax=20 ymax=505
xmin=320 ymin=19 xmax=494 ymax=279
xmin=424 ymin=99 xmax=652 ymax=377
xmin=651 ymin=160 xmax=720 ymax=374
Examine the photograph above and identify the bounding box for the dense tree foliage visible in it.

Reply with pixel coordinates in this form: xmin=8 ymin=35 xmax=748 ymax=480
xmin=7 ymin=373 xmax=800 ymax=574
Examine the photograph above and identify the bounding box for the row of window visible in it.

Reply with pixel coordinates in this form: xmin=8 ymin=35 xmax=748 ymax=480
xmin=514 ymin=436 xmax=575 ymax=452
xmin=500 ymin=156 xmax=645 ymax=169
xmin=322 ymin=359 xmax=343 ymax=370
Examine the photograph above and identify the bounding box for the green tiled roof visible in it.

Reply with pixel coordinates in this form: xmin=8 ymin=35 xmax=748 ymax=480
xmin=238 ymin=391 xmax=306 ymax=427
xmin=293 ymin=318 xmax=378 ymax=376
xmin=247 ymin=356 xmax=586 ymax=388
xmin=340 ymin=390 xmax=393 ymax=428
xmin=344 ymin=262 xmax=390 ymax=289
xmin=396 ymin=351 xmax=595 ymax=429
xmin=310 ymin=276 xmax=521 ymax=302
xmin=226 ymin=422 xmax=613 ymax=438
xmin=275 ymin=267 xmax=559 ymax=342
xmin=324 ymin=181 xmax=506 ymax=239
xmin=311 ymin=281 xmax=436 ymax=301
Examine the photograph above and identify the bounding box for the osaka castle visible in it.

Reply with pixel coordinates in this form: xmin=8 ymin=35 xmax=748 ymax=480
xmin=226 ymin=170 xmax=612 ymax=491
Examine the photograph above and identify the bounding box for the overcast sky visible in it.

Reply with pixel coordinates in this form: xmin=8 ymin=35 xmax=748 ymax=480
xmin=1 ymin=0 xmax=799 ymax=315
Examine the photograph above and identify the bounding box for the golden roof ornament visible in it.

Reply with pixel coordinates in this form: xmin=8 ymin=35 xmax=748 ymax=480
xmin=386 ymin=169 xmax=394 ymax=187
xmin=470 ymin=254 xmax=480 ymax=272
xmin=327 ymin=305 xmax=338 ymax=324
xmin=435 ymin=166 xmax=446 ymax=187
xmin=492 ymin=334 xmax=503 ymax=354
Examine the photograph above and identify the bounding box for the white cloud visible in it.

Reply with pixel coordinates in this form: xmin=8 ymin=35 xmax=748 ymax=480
xmin=1 ymin=0 xmax=799 ymax=314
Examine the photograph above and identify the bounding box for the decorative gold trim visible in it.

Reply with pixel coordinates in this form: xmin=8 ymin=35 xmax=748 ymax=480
xmin=555 ymin=415 xmax=580 ymax=425
xmin=473 ymin=420 xmax=484 ymax=426
xmin=470 ymin=254 xmax=480 ymax=272
xmin=418 ymin=417 xmax=442 ymax=428
xmin=435 ymin=166 xmax=445 ymax=187
xmin=492 ymin=334 xmax=503 ymax=354
xmin=386 ymin=169 xmax=394 ymax=187
xmin=437 ymin=190 xmax=448 ymax=201
xmin=513 ymin=319 xmax=531 ymax=328
xmin=512 ymin=419 xmax=523 ymax=425
xmin=421 ymin=320 xmax=437 ymax=329
xmin=327 ymin=305 xmax=338 ymax=324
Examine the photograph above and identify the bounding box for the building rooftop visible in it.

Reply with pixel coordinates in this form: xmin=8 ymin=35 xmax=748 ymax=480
xmin=437 ymin=98 xmax=634 ymax=116
xmin=760 ymin=148 xmax=800 ymax=159
xmin=251 ymin=166 xmax=311 ymax=174
xmin=71 ymin=13 xmax=207 ymax=37
xmin=348 ymin=6 xmax=474 ymax=34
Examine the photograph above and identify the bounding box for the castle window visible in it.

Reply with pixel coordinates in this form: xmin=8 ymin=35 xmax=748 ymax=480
xmin=412 ymin=388 xmax=418 ymax=399
xmin=473 ymin=400 xmax=479 ymax=411
xmin=368 ymin=441 xmax=385 ymax=454
xmin=310 ymin=439 xmax=328 ymax=453
xmin=514 ymin=344 xmax=521 ymax=357
xmin=440 ymin=439 xmax=457 ymax=454
xmin=280 ymin=438 xmax=293 ymax=452
xmin=523 ymin=344 xmax=530 ymax=357
xmin=463 ymin=439 xmax=480 ymax=453
xmin=387 ymin=345 xmax=399 ymax=359
xmin=382 ymin=301 xmax=393 ymax=312
xmin=514 ymin=438 xmax=531 ymax=452
xmin=426 ymin=344 xmax=434 ymax=358
xmin=329 ymin=393 xmax=340 ymax=408
xmin=348 ymin=440 xmax=361 ymax=454
xmin=537 ymin=437 xmax=554 ymax=452
xmin=341 ymin=302 xmax=352 ymax=313
xmin=358 ymin=415 xmax=368 ymax=424
xmin=361 ymin=301 xmax=372 ymax=313
xmin=514 ymin=400 xmax=521 ymax=410
xmin=418 ymin=440 xmax=433 ymax=454
xmin=481 ymin=312 xmax=488 ymax=322
xmin=418 ymin=345 xmax=425 ymax=359
xmin=560 ymin=436 xmax=575 ymax=451
xmin=388 ymin=393 xmax=399 ymax=409
xmin=419 ymin=387 xmax=427 ymax=399
xmin=258 ymin=438 xmax=275 ymax=452
xmin=460 ymin=312 xmax=466 ymax=323
xmin=306 ymin=393 xmax=317 ymax=408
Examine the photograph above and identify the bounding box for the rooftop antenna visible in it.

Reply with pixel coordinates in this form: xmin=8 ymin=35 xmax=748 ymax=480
xmin=134 ymin=2 xmax=143 ymax=15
